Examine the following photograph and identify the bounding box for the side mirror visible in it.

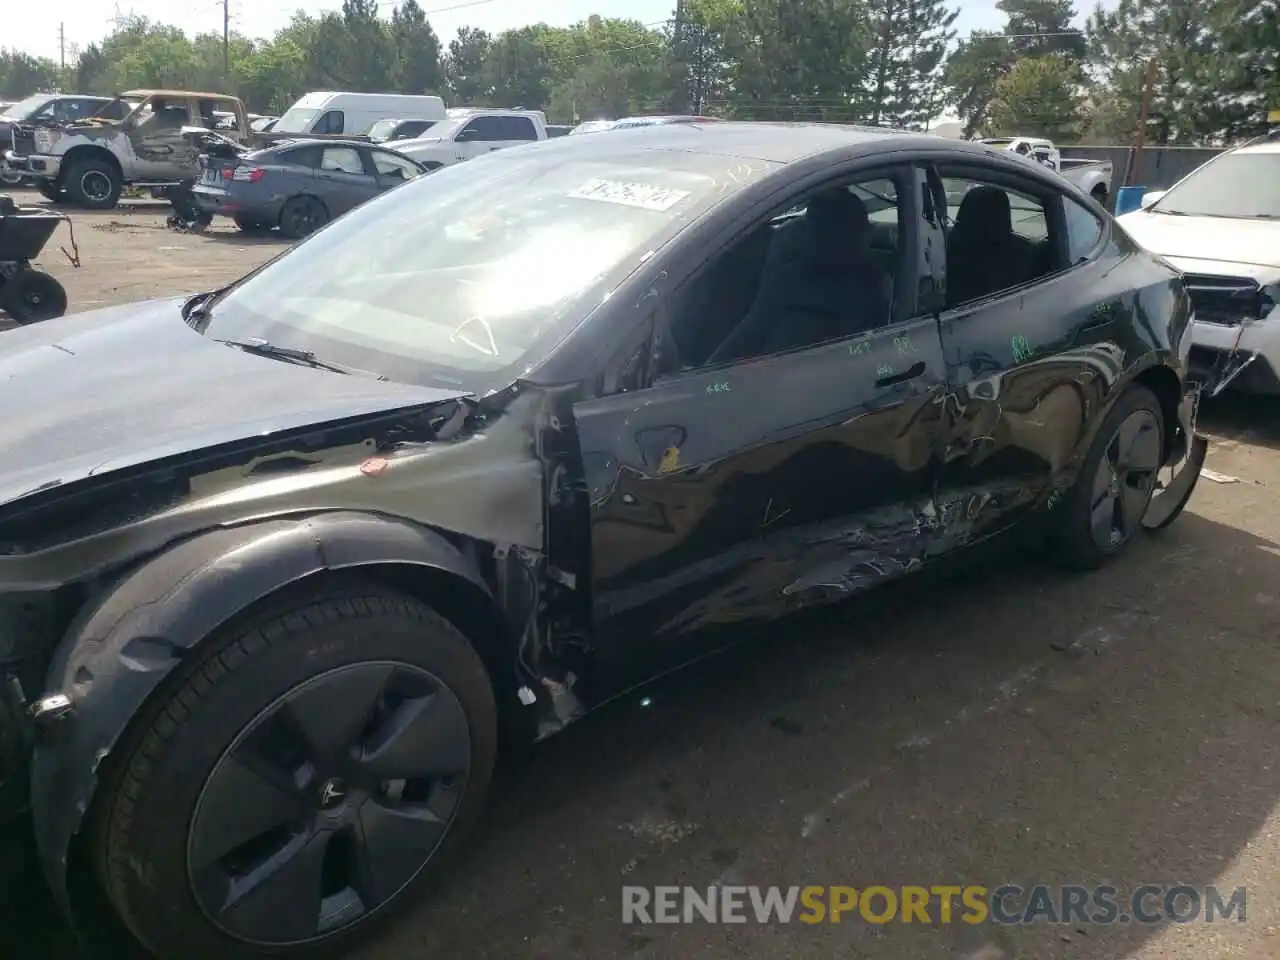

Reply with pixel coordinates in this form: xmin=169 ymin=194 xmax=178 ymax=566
xmin=1140 ymin=190 xmax=1167 ymax=209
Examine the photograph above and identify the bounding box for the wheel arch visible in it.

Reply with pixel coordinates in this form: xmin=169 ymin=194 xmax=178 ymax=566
xmin=1133 ymin=361 xmax=1184 ymax=461
xmin=62 ymin=144 xmax=123 ymax=181
xmin=29 ymin=510 xmax=520 ymax=927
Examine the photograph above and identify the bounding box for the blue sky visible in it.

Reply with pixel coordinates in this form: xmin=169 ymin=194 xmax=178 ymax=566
xmin=13 ymin=0 xmax=1025 ymax=63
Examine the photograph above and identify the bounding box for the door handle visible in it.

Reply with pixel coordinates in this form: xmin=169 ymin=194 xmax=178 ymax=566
xmin=875 ymin=361 xmax=926 ymax=388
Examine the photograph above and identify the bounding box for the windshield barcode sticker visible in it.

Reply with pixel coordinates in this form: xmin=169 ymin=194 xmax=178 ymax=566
xmin=570 ymin=178 xmax=690 ymax=212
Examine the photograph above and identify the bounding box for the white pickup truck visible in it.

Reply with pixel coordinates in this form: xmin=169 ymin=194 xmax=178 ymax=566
xmin=977 ymin=136 xmax=1115 ymax=207
xmin=394 ymin=108 xmax=548 ymax=171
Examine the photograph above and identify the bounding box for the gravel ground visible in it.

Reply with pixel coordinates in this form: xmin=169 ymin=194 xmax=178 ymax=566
xmin=4 ymin=190 xmax=1280 ymax=960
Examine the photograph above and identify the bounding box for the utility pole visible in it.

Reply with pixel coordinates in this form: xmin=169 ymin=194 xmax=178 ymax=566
xmin=1129 ymin=58 xmax=1158 ymax=187
xmin=221 ymin=0 xmax=231 ymax=81
xmin=58 ymin=23 xmax=66 ymax=72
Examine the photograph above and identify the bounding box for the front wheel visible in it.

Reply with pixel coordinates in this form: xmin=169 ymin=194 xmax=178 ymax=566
xmin=1050 ymin=385 xmax=1165 ymax=569
xmin=93 ymin=585 xmax=498 ymax=958
xmin=278 ymin=196 xmax=329 ymax=239
xmin=64 ymin=158 xmax=121 ymax=210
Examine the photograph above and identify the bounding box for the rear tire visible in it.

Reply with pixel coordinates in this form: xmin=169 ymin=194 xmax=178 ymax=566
xmin=278 ymin=196 xmax=329 ymax=239
xmin=64 ymin=158 xmax=121 ymax=210
xmin=92 ymin=584 xmax=497 ymax=959
xmin=1049 ymin=385 xmax=1164 ymax=570
xmin=1091 ymin=185 xmax=1109 ymax=210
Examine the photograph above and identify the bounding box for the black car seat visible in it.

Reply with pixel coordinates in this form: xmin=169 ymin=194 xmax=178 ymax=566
xmin=945 ymin=186 xmax=1035 ymax=307
xmin=708 ymin=188 xmax=892 ymax=363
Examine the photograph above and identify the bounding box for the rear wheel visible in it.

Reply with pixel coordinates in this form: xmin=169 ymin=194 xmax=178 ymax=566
xmin=1 ymin=269 xmax=68 ymax=324
xmin=1091 ymin=184 xmax=1109 ymax=209
xmin=65 ymin=158 xmax=121 ymax=210
xmin=93 ymin=585 xmax=497 ymax=959
xmin=278 ymin=196 xmax=329 ymax=239
xmin=1050 ymin=385 xmax=1164 ymax=569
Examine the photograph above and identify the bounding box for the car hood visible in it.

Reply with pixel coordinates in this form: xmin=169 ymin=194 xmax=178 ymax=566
xmin=1117 ymin=208 xmax=1280 ymax=274
xmin=0 ymin=298 xmax=469 ymax=507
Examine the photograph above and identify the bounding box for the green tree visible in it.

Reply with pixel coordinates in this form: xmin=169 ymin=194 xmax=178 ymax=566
xmin=1000 ymin=0 xmax=1086 ymax=58
xmin=725 ymin=0 xmax=871 ymax=121
xmin=942 ymin=32 xmax=1010 ymax=136
xmin=446 ymin=27 xmax=494 ymax=104
xmin=546 ymin=18 xmax=672 ymax=121
xmin=668 ymin=0 xmax=743 ymax=114
xmin=339 ymin=0 xmax=396 ymax=91
xmin=390 ymin=0 xmax=444 ymax=94
xmin=943 ymin=0 xmax=1083 ymax=136
xmin=985 ymin=52 xmax=1084 ymax=138
xmin=1085 ymin=0 xmax=1223 ymax=144
xmin=0 ymin=50 xmax=61 ymax=98
xmin=864 ymin=0 xmax=959 ymax=127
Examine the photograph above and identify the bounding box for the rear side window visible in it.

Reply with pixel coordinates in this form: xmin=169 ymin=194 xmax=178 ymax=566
xmin=460 ymin=115 xmax=538 ymax=142
xmin=397 ymin=120 xmax=434 ymax=139
xmin=320 ymin=146 xmax=364 ymax=175
xmin=97 ymin=100 xmax=129 ymax=120
xmin=277 ymin=146 xmax=322 ymax=168
xmin=315 ymin=110 xmax=344 ymax=134
xmin=1065 ymin=198 xmax=1105 ymax=263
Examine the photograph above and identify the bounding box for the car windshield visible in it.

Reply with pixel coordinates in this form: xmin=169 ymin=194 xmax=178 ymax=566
xmin=1153 ymin=152 xmax=1280 ymax=219
xmin=3 ymin=94 xmax=55 ymax=119
xmin=274 ymin=107 xmax=320 ymax=134
xmin=203 ymin=149 xmax=735 ymax=389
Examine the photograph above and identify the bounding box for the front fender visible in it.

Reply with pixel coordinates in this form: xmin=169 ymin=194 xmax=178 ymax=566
xmin=29 ymin=510 xmax=493 ymax=920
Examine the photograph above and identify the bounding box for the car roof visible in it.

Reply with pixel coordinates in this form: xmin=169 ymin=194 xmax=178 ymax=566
xmin=518 ymin=120 xmax=1013 ymax=166
xmin=121 ymin=89 xmax=239 ymax=101
xmin=263 ymin=138 xmax=373 ymax=150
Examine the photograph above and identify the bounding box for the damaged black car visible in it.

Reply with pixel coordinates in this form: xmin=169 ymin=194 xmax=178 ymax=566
xmin=0 ymin=123 xmax=1207 ymax=958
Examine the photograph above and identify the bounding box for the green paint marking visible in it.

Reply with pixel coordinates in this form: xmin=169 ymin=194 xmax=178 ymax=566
xmin=1012 ymin=334 xmax=1034 ymax=363
xmin=894 ymin=335 xmax=919 ymax=356
xmin=848 ymin=340 xmax=871 ymax=356
xmin=706 ymin=381 xmax=731 ymax=395
xmin=877 ymin=363 xmax=894 ymax=379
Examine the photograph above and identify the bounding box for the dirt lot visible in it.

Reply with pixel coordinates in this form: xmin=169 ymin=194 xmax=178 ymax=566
xmin=6 ymin=191 xmax=1280 ymax=960
xmin=0 ymin=188 xmax=284 ymax=330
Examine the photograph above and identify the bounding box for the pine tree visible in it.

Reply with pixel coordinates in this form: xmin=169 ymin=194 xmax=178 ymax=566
xmin=864 ymin=0 xmax=960 ymax=128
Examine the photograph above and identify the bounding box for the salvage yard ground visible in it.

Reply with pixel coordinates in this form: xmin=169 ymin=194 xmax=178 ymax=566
xmin=6 ymin=188 xmax=1280 ymax=960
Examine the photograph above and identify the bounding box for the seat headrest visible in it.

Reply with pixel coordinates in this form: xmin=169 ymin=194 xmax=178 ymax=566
xmin=804 ymin=187 xmax=871 ymax=266
xmin=954 ymin=186 xmax=1013 ymax=241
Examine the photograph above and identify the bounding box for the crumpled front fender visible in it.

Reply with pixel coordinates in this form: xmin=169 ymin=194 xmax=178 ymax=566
xmin=28 ymin=510 xmax=494 ymax=928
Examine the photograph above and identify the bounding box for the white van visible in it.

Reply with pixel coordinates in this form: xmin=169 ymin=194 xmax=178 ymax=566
xmin=272 ymin=92 xmax=447 ymax=137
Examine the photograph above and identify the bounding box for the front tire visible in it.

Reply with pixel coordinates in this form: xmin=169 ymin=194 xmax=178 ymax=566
xmin=64 ymin=158 xmax=122 ymax=210
xmin=1050 ymin=385 xmax=1164 ymax=569
xmin=94 ymin=585 xmax=498 ymax=958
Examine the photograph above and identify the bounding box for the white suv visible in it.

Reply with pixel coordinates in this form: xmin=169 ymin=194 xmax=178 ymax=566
xmin=1117 ymin=136 xmax=1280 ymax=394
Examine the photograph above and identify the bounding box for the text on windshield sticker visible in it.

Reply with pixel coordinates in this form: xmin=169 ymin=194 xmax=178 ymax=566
xmin=570 ymin=178 xmax=691 ymax=212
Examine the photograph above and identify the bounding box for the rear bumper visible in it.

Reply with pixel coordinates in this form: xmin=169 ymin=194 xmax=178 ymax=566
xmin=191 ymin=185 xmax=279 ymax=220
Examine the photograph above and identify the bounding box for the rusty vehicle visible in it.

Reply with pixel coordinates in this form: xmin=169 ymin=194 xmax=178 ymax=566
xmin=0 ymin=124 xmax=1209 ymax=958
xmin=4 ymin=89 xmax=253 ymax=210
